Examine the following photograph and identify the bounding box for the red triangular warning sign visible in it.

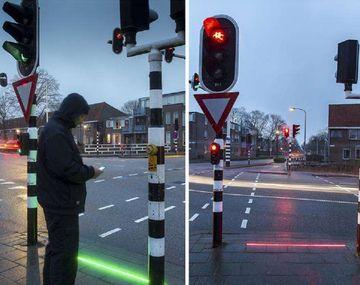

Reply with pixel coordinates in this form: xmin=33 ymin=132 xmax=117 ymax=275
xmin=12 ymin=73 xmax=38 ymax=123
xmin=194 ymin=92 xmax=239 ymax=134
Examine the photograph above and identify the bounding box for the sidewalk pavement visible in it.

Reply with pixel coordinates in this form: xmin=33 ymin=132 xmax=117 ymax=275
xmin=190 ymin=232 xmax=360 ymax=285
xmin=0 ymin=231 xmax=184 ymax=285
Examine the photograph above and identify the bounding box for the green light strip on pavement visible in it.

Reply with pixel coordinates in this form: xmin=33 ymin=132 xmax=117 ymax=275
xmin=78 ymin=255 xmax=149 ymax=284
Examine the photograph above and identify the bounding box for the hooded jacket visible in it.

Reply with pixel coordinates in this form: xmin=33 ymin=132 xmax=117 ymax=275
xmin=37 ymin=93 xmax=95 ymax=215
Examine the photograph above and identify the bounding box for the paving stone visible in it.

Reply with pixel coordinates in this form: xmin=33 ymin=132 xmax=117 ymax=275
xmin=0 ymin=260 xmax=18 ymax=272
xmin=1 ymin=265 xmax=26 ymax=281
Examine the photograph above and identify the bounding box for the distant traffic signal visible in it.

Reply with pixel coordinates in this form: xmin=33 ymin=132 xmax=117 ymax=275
xmin=292 ymin=124 xmax=300 ymax=138
xmin=112 ymin=28 xmax=124 ymax=54
xmin=120 ymin=0 xmax=158 ymax=45
xmin=165 ymin=47 xmax=175 ymax=63
xmin=210 ymin=142 xmax=221 ymax=165
xmin=2 ymin=0 xmax=39 ymax=77
xmin=17 ymin=132 xmax=29 ymax=156
xmin=283 ymin=127 xmax=290 ymax=139
xmin=190 ymin=73 xmax=200 ymax=91
xmin=335 ymin=40 xmax=359 ymax=88
xmin=0 ymin=73 xmax=7 ymax=87
xmin=200 ymin=15 xmax=238 ymax=92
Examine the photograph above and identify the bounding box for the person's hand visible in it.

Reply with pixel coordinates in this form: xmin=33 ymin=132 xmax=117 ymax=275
xmin=92 ymin=167 xmax=104 ymax=179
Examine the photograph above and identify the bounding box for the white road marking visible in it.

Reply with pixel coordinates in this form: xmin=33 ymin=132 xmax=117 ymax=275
xmin=0 ymin=181 xmax=15 ymax=185
xmin=113 ymin=176 xmax=123 ymax=179
xmin=99 ymin=228 xmax=121 ymax=238
xmin=245 ymin=207 xmax=251 ymax=214
xmin=94 ymin=179 xmax=105 ymax=183
xmin=0 ymin=179 xmax=5 ymax=182
xmin=329 ymin=182 xmax=334 ymax=184
xmin=251 ymin=192 xmax=255 ymax=196
xmin=17 ymin=194 xmax=27 ymax=200
xmin=126 ymin=197 xmax=139 ymax=202
xmin=189 ymin=213 xmax=199 ymax=221
xmin=252 ymin=187 xmax=256 ymax=191
xmin=224 ymin=185 xmax=228 ymax=188
xmin=241 ymin=219 xmax=248 ymax=228
xmin=181 ymin=183 xmax=186 ymax=186
xmin=143 ymin=171 xmax=148 ymax=174
xmin=79 ymin=213 xmax=84 ymax=217
xmin=231 ymin=179 xmax=235 ymax=182
xmin=202 ymin=203 xmax=210 ymax=209
xmin=135 ymin=216 xmax=148 ymax=223
xmin=129 ymin=173 xmax=138 ymax=176
xmin=190 ymin=189 xmax=357 ymax=205
xmin=165 ymin=206 xmax=176 ymax=212
xmin=166 ymin=186 xmax=176 ymax=190
xmin=8 ymin=186 xmax=26 ymax=190
xmin=98 ymin=204 xmax=114 ymax=210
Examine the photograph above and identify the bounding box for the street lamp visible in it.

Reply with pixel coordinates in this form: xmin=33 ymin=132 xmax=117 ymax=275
xmin=289 ymin=107 xmax=307 ymax=157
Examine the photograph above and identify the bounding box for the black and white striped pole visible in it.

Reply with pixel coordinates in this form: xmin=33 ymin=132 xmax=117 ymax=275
xmin=148 ymin=48 xmax=165 ymax=284
xmin=248 ymin=148 xmax=251 ymax=166
xmin=174 ymin=137 xmax=178 ymax=154
xmin=225 ymin=120 xmax=231 ymax=167
xmin=213 ymin=131 xmax=224 ymax=247
xmin=288 ymin=140 xmax=292 ymax=175
xmin=96 ymin=124 xmax=99 ymax=156
xmin=27 ymin=94 xmax=38 ymax=245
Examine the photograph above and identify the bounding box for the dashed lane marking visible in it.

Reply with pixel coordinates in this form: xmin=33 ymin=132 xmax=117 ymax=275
xmin=181 ymin=183 xmax=186 ymax=186
xmin=0 ymin=179 xmax=5 ymax=182
xmin=99 ymin=228 xmax=121 ymax=238
xmin=165 ymin=206 xmax=176 ymax=212
xmin=143 ymin=171 xmax=148 ymax=174
xmin=113 ymin=176 xmax=123 ymax=179
xmin=251 ymin=192 xmax=255 ymax=196
xmin=98 ymin=205 xmax=114 ymax=210
xmin=126 ymin=197 xmax=139 ymax=202
xmin=94 ymin=179 xmax=105 ymax=183
xmin=129 ymin=173 xmax=138 ymax=176
xmin=17 ymin=194 xmax=27 ymax=200
xmin=0 ymin=182 xmax=15 ymax=185
xmin=8 ymin=186 xmax=26 ymax=190
xmin=248 ymin=199 xmax=253 ymax=204
xmin=245 ymin=207 xmax=251 ymax=214
xmin=189 ymin=213 xmax=199 ymax=221
xmin=166 ymin=186 xmax=176 ymax=190
xmin=252 ymin=187 xmax=256 ymax=191
xmin=241 ymin=219 xmax=248 ymax=229
xmin=201 ymin=203 xmax=209 ymax=209
xmin=79 ymin=213 xmax=84 ymax=217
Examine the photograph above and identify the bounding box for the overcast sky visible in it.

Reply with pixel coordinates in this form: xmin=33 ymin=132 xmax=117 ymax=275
xmin=189 ymin=0 xmax=360 ymax=141
xmin=0 ymin=0 xmax=184 ymax=110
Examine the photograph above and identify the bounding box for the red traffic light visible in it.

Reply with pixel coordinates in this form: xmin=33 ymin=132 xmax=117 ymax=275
xmin=210 ymin=142 xmax=220 ymax=153
xmin=165 ymin=47 xmax=175 ymax=63
xmin=203 ymin=17 xmax=226 ymax=45
xmin=283 ymin=127 xmax=290 ymax=138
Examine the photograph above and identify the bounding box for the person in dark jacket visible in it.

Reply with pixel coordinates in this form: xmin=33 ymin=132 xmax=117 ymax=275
xmin=37 ymin=93 xmax=103 ymax=285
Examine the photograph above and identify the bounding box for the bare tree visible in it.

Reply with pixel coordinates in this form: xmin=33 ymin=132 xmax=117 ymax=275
xmin=231 ymin=106 xmax=249 ymax=125
xmin=0 ymin=90 xmax=17 ymax=139
xmin=120 ymin=99 xmax=140 ymax=115
xmin=246 ymin=110 xmax=269 ymax=138
xmin=264 ymin=114 xmax=286 ymax=141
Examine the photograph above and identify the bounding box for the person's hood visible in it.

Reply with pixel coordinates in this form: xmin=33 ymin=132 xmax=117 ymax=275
xmin=53 ymin=93 xmax=90 ymax=129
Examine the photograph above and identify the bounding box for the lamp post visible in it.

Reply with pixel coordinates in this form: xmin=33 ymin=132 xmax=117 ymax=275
xmin=289 ymin=107 xmax=307 ymax=158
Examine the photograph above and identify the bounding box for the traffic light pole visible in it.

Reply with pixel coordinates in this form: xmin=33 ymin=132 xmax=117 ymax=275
xmin=248 ymin=148 xmax=251 ymax=166
xmin=27 ymin=94 xmax=38 ymax=245
xmin=213 ymin=131 xmax=224 ymax=247
xmin=225 ymin=119 xmax=231 ymax=167
xmin=288 ymin=140 xmax=292 ymax=175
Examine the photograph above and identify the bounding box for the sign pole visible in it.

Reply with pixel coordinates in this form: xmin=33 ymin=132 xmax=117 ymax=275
xmin=148 ymin=48 xmax=165 ymax=285
xmin=288 ymin=140 xmax=292 ymax=175
xmin=27 ymin=94 xmax=38 ymax=245
xmin=225 ymin=119 xmax=231 ymax=167
xmin=213 ymin=130 xmax=224 ymax=247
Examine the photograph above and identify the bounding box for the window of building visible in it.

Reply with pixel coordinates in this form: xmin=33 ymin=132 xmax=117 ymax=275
xmin=165 ymin=112 xmax=171 ymax=125
xmin=166 ymin=131 xmax=171 ymax=144
xmin=173 ymin=111 xmax=179 ymax=124
xmin=356 ymin=147 xmax=360 ymax=160
xmin=343 ymin=148 xmax=350 ymax=160
xmin=189 ymin=113 xmax=195 ymax=122
xmin=115 ymin=120 xmax=120 ymax=129
xmin=330 ymin=130 xmax=342 ymax=138
xmin=349 ymin=129 xmax=360 ymax=140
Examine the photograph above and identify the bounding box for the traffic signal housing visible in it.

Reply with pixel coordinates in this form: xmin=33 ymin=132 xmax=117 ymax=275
xmin=17 ymin=132 xmax=29 ymax=156
xmin=190 ymin=73 xmax=200 ymax=91
xmin=120 ymin=0 xmax=158 ymax=45
xmin=283 ymin=127 xmax=290 ymax=139
xmin=165 ymin=47 xmax=175 ymax=63
xmin=200 ymin=15 xmax=238 ymax=93
xmin=210 ymin=142 xmax=221 ymax=165
xmin=112 ymin=28 xmax=124 ymax=54
xmin=2 ymin=0 xmax=39 ymax=77
xmin=335 ymin=40 xmax=359 ymax=88
xmin=170 ymin=0 xmax=185 ymax=33
xmin=292 ymin=124 xmax=300 ymax=138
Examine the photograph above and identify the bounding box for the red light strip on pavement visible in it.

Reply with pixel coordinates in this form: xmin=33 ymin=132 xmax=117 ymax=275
xmin=246 ymin=242 xmax=346 ymax=248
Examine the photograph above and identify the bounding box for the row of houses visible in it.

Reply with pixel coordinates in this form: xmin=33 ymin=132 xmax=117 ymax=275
xmin=0 ymin=92 xmax=185 ymax=153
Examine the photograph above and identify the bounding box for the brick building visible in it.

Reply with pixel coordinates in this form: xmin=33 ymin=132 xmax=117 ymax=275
xmin=328 ymin=104 xmax=360 ymax=163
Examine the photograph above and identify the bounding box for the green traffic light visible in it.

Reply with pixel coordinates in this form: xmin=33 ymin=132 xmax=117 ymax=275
xmin=78 ymin=255 xmax=149 ymax=284
xmin=2 ymin=41 xmax=28 ymax=62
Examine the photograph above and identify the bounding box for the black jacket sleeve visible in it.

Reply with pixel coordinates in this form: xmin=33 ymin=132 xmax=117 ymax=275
xmin=45 ymin=133 xmax=94 ymax=183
